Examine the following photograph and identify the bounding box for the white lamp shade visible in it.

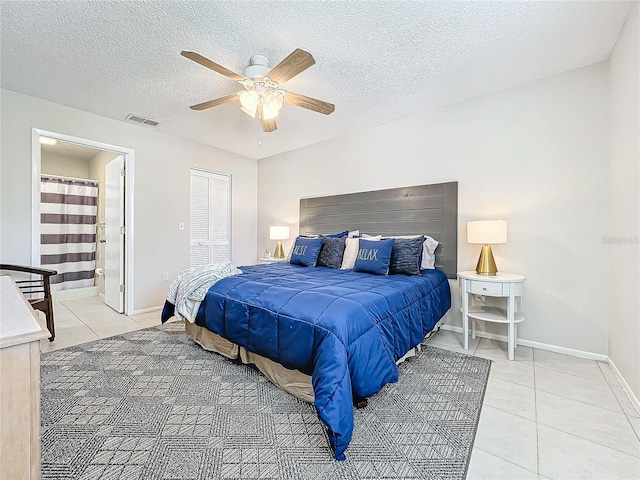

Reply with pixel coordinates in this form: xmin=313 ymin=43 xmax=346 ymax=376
xmin=240 ymin=90 xmax=259 ymax=110
xmin=269 ymin=226 xmax=290 ymax=240
xmin=262 ymin=92 xmax=284 ymax=119
xmin=467 ymin=220 xmax=507 ymax=244
xmin=240 ymin=105 xmax=257 ymax=118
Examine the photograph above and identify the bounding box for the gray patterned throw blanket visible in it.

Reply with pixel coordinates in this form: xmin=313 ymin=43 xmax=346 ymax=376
xmin=165 ymin=262 xmax=242 ymax=323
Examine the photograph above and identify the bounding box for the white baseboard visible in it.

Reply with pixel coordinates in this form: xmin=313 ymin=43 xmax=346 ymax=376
xmin=607 ymin=358 xmax=640 ymax=416
xmin=440 ymin=324 xmax=608 ymax=361
xmin=130 ymin=305 xmax=162 ymax=315
xmin=439 ymin=324 xmax=640 ymax=410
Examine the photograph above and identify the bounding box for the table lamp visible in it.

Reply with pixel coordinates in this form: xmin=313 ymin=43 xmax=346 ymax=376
xmin=269 ymin=226 xmax=290 ymax=259
xmin=467 ymin=220 xmax=507 ymax=275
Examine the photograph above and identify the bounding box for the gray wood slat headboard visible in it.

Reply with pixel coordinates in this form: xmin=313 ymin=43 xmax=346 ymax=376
xmin=299 ymin=182 xmax=458 ymax=278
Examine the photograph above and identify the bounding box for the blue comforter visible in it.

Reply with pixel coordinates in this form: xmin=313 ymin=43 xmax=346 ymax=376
xmin=174 ymin=263 xmax=451 ymax=460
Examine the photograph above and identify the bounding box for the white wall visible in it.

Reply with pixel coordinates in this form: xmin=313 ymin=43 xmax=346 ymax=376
xmin=0 ymin=89 xmax=258 ymax=312
xmin=258 ymin=63 xmax=611 ymax=355
xmin=41 ymin=152 xmax=90 ymax=178
xmin=608 ymin=5 xmax=639 ymax=398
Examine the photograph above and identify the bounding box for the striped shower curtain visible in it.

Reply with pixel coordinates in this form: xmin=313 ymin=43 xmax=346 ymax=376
xmin=40 ymin=175 xmax=99 ymax=292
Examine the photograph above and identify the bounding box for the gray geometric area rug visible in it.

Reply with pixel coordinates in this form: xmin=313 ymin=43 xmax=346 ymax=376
xmin=41 ymin=322 xmax=491 ymax=480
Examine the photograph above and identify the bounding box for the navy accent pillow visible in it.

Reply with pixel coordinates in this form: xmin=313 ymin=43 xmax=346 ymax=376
xmin=325 ymin=230 xmax=349 ymax=238
xmin=289 ymin=237 xmax=324 ymax=267
xmin=389 ymin=237 xmax=424 ymax=276
xmin=353 ymin=238 xmax=395 ymax=275
xmin=317 ymin=236 xmax=347 ymax=269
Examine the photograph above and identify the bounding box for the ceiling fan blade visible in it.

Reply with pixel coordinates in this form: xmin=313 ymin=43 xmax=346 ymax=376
xmin=261 ymin=116 xmax=277 ymax=133
xmin=284 ymin=91 xmax=335 ymax=115
xmin=190 ymin=92 xmax=241 ymax=110
xmin=181 ymin=51 xmax=246 ymax=83
xmin=267 ymin=49 xmax=315 ymax=84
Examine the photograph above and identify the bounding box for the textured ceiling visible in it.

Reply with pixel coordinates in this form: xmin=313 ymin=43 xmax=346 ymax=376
xmin=0 ymin=1 xmax=634 ymax=160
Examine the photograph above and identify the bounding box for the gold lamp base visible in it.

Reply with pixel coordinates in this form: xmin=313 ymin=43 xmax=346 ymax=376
xmin=476 ymin=244 xmax=498 ymax=275
xmin=273 ymin=240 xmax=285 ymax=259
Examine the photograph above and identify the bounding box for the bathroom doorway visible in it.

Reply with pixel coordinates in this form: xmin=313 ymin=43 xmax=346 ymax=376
xmin=31 ymin=129 xmax=135 ymax=314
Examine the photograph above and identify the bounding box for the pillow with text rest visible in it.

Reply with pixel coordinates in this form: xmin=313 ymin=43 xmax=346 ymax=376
xmin=286 ymin=234 xmax=319 ymax=262
xmin=289 ymin=236 xmax=324 ymax=267
xmin=317 ymin=236 xmax=347 ymax=269
xmin=389 ymin=237 xmax=424 ymax=275
xmin=353 ymin=238 xmax=395 ymax=275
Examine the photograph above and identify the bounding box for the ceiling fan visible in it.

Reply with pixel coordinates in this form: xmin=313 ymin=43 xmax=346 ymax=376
xmin=181 ymin=48 xmax=335 ymax=133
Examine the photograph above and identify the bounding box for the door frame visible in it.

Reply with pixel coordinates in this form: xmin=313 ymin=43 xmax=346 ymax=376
xmin=31 ymin=128 xmax=135 ymax=315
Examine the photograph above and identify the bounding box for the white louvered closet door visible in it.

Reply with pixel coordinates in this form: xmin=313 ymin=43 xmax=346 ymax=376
xmin=189 ymin=169 xmax=231 ymax=267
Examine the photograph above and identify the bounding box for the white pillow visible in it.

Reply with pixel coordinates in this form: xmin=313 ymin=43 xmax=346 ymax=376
xmin=382 ymin=235 xmax=421 ymax=240
xmin=348 ymin=230 xmax=360 ymax=238
xmin=360 ymin=234 xmax=382 ymax=240
xmin=340 ymin=238 xmax=359 ymax=269
xmin=421 ymin=236 xmax=439 ymax=269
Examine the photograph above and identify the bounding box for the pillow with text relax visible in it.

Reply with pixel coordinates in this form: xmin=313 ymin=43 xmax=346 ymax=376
xmin=353 ymin=238 xmax=395 ymax=275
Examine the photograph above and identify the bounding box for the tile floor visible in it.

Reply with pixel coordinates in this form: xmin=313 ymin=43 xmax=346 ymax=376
xmin=40 ymin=296 xmax=165 ymax=354
xmin=425 ymin=330 xmax=640 ymax=480
xmin=42 ymin=297 xmax=640 ymax=479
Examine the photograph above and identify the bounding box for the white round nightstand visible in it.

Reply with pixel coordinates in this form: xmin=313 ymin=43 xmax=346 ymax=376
xmin=259 ymin=257 xmax=288 ymax=265
xmin=457 ymin=271 xmax=526 ymax=360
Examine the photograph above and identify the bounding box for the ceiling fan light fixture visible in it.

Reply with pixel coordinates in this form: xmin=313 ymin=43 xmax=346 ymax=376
xmin=266 ymin=92 xmax=284 ymax=111
xmin=183 ymin=48 xmax=333 ymax=134
xmin=261 ymin=92 xmax=284 ymax=119
xmin=239 ymin=89 xmax=259 ymax=111
xmin=240 ymin=105 xmax=257 ymax=118
xmin=241 ymin=54 xmax=270 ymax=79
xmin=261 ymin=106 xmax=279 ymax=120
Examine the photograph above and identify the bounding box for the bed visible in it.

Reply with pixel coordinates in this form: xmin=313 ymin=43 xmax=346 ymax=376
xmin=163 ymin=182 xmax=458 ymax=460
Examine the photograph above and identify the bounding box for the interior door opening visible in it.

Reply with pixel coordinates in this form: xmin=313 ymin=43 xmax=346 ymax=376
xmin=31 ymin=128 xmax=135 ymax=314
xmin=104 ymin=155 xmax=125 ymax=313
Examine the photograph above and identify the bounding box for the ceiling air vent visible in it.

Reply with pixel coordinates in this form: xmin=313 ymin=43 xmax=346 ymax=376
xmin=125 ymin=114 xmax=160 ymax=127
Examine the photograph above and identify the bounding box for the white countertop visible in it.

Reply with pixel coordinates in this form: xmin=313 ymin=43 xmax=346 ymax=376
xmin=0 ymin=275 xmax=49 ymax=348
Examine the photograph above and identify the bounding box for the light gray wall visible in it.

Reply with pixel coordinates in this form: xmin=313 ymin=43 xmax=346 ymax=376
xmin=0 ymin=89 xmax=258 ymax=312
xmin=41 ymin=152 xmax=91 ymax=178
xmin=608 ymin=4 xmax=639 ymax=399
xmin=257 ymin=63 xmax=611 ymax=356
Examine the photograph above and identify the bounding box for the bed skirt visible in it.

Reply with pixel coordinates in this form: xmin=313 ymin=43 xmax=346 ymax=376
xmin=183 ymin=320 xmax=442 ymax=406
xmin=184 ymin=321 xmax=315 ymax=403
